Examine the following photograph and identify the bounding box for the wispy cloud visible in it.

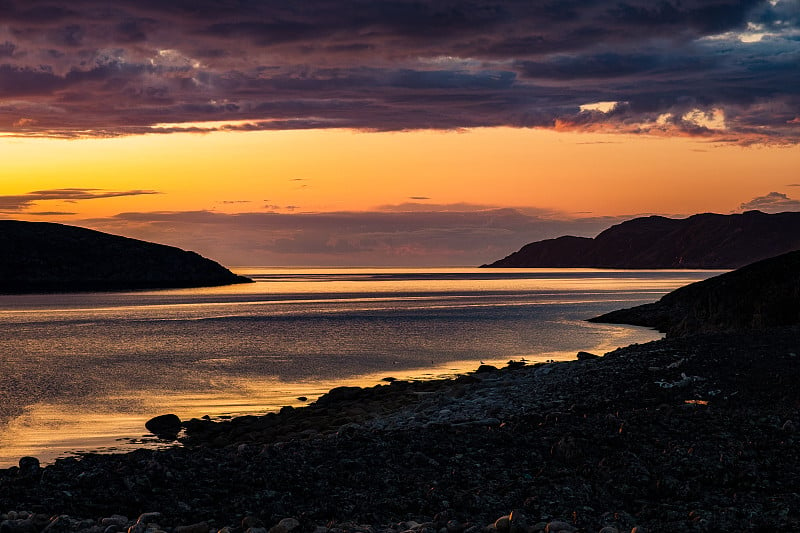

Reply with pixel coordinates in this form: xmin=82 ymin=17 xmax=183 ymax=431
xmin=0 ymin=188 xmax=159 ymax=212
xmin=0 ymin=1 xmax=795 ymax=143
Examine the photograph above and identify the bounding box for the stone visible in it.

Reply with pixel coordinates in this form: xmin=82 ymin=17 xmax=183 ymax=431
xmin=545 ymin=522 xmax=576 ymax=533
xmin=576 ymin=351 xmax=600 ymax=360
xmin=42 ymin=516 xmax=72 ymax=533
xmin=475 ymin=365 xmax=499 ymax=374
xmin=128 ymin=513 xmax=162 ymax=533
xmin=174 ymin=523 xmax=209 ymax=533
xmin=277 ymin=518 xmax=300 ymax=532
xmin=242 ymin=517 xmax=263 ymax=530
xmin=145 ymin=414 xmax=182 ymax=439
xmin=508 ymin=510 xmax=528 ymax=533
xmin=101 ymin=516 xmax=129 ymax=528
xmin=493 ymin=516 xmax=510 ymax=533
xmin=17 ymin=457 xmax=40 ymax=476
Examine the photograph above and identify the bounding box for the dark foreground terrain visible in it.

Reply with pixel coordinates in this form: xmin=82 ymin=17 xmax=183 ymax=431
xmin=2 ymin=327 xmax=800 ymax=533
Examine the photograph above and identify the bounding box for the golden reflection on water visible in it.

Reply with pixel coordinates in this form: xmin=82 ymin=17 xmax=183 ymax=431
xmin=0 ymin=268 xmax=719 ymax=467
xmin=0 ymin=321 xmax=656 ymax=467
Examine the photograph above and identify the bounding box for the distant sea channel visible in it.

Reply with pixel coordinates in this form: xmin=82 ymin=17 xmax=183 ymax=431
xmin=0 ymin=267 xmax=720 ymax=466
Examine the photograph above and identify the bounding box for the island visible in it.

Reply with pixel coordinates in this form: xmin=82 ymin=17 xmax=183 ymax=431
xmin=483 ymin=210 xmax=800 ymax=269
xmin=0 ymin=220 xmax=251 ymax=293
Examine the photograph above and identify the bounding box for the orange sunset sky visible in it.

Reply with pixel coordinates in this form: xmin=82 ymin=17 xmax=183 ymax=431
xmin=1 ymin=1 xmax=799 ymax=266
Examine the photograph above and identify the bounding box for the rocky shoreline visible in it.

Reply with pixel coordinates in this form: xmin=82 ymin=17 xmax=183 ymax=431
xmin=2 ymin=327 xmax=800 ymax=532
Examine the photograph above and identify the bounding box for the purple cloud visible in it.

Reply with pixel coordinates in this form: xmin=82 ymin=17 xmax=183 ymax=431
xmin=739 ymin=192 xmax=800 ymax=213
xmin=0 ymin=1 xmax=796 ymax=143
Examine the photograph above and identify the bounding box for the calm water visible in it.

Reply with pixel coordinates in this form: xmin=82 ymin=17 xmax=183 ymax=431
xmin=0 ymin=268 xmax=719 ymax=466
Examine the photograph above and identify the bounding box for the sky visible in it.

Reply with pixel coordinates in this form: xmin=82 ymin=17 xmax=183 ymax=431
xmin=0 ymin=0 xmax=799 ymax=266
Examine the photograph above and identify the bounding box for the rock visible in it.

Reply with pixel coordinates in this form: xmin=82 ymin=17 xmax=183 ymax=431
xmin=145 ymin=414 xmax=182 ymax=439
xmin=508 ymin=510 xmax=528 ymax=533
xmin=545 ymin=522 xmax=576 ymax=533
xmin=101 ymin=516 xmax=129 ymax=528
xmin=0 ymin=519 xmax=36 ymax=533
xmin=128 ymin=513 xmax=162 ymax=533
xmin=242 ymin=517 xmax=262 ymax=529
xmin=277 ymin=518 xmax=300 ymax=532
xmin=475 ymin=365 xmax=499 ymax=374
xmin=17 ymin=457 xmax=40 ymax=476
xmin=493 ymin=516 xmax=510 ymax=533
xmin=41 ymin=516 xmax=72 ymax=533
xmin=174 ymin=523 xmax=209 ymax=533
xmin=576 ymin=351 xmax=600 ymax=360
xmin=268 ymin=518 xmax=299 ymax=533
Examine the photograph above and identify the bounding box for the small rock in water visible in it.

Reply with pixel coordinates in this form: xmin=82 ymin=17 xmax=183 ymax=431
xmin=17 ymin=457 xmax=40 ymax=476
xmin=297 ymin=396 xmax=308 ymax=402
xmin=475 ymin=365 xmax=499 ymax=374
xmin=145 ymin=414 xmax=182 ymax=440
xmin=576 ymin=351 xmax=600 ymax=360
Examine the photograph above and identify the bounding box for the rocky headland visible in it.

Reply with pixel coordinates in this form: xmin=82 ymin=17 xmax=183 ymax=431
xmin=590 ymin=249 xmax=800 ymax=336
xmin=2 ymin=254 xmax=800 ymax=532
xmin=0 ymin=221 xmax=251 ymax=293
xmin=483 ymin=210 xmax=800 ymax=269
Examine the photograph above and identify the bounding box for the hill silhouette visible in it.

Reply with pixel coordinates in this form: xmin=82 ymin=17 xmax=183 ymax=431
xmin=590 ymin=249 xmax=800 ymax=336
xmin=484 ymin=210 xmax=800 ymax=268
xmin=0 ymin=220 xmax=251 ymax=293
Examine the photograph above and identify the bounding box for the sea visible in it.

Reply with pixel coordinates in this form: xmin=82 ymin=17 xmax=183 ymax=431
xmin=0 ymin=267 xmax=720 ymax=466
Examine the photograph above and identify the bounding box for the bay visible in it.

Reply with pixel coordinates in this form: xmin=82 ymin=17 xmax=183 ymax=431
xmin=0 ymin=267 xmax=718 ymax=466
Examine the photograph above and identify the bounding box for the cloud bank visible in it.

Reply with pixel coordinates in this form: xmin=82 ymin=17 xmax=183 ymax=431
xmin=82 ymin=207 xmax=623 ymax=266
xmin=0 ymin=0 xmax=797 ymax=143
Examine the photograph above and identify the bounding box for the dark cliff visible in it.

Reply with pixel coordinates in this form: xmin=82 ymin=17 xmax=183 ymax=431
xmin=589 ymin=250 xmax=800 ymax=336
xmin=0 ymin=220 xmax=252 ymax=293
xmin=484 ymin=210 xmax=800 ymax=269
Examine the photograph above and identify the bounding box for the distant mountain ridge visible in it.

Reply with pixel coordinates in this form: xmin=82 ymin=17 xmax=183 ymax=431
xmin=589 ymin=249 xmax=800 ymax=337
xmin=483 ymin=210 xmax=800 ymax=269
xmin=0 ymin=220 xmax=252 ymax=293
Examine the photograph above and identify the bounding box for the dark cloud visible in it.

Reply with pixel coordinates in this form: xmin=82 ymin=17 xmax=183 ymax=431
xmin=738 ymin=192 xmax=800 ymax=213
xmin=0 ymin=0 xmax=796 ymax=143
xmin=81 ymin=207 xmax=623 ymax=266
xmin=0 ymin=188 xmax=159 ymax=212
